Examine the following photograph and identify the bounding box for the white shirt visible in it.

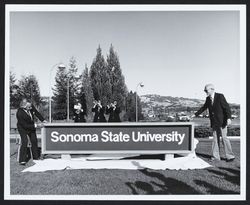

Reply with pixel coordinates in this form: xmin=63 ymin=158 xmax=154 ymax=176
xmin=210 ymin=92 xmax=215 ymax=104
xmin=23 ymin=109 xmax=32 ymax=119
xmin=24 ymin=109 xmax=37 ymax=127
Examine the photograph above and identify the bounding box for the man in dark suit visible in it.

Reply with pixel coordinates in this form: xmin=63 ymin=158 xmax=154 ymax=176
xmin=16 ymin=98 xmax=46 ymax=165
xmin=195 ymin=84 xmax=235 ymax=162
xmin=106 ymin=101 xmax=121 ymax=122
xmin=92 ymin=100 xmax=106 ymax=122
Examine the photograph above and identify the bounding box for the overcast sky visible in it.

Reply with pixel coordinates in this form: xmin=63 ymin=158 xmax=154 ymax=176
xmin=9 ymin=10 xmax=240 ymax=103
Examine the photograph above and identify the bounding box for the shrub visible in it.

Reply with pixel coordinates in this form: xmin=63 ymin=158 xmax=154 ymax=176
xmin=165 ymin=117 xmax=175 ymax=122
xmin=228 ymin=126 xmax=240 ymax=136
xmin=194 ymin=126 xmax=240 ymax=138
xmin=194 ymin=126 xmax=212 ymax=138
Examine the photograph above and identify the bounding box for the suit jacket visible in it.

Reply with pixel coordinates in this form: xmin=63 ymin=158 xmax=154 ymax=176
xmin=106 ymin=106 xmax=121 ymax=122
xmin=16 ymin=105 xmax=45 ymax=133
xmin=92 ymin=106 xmax=106 ymax=122
xmin=195 ymin=93 xmax=231 ymax=128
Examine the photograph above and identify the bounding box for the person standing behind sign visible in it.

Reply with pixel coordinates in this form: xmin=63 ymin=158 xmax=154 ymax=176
xmin=194 ymin=84 xmax=235 ymax=162
xmin=16 ymin=99 xmax=46 ymax=165
xmin=106 ymin=101 xmax=121 ymax=122
xmin=73 ymin=102 xmax=86 ymax=122
xmin=92 ymin=100 xmax=106 ymax=122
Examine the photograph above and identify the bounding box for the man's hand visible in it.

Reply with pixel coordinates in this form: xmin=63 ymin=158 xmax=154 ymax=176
xmin=37 ymin=123 xmax=45 ymax=128
xmin=227 ymin=119 xmax=232 ymax=126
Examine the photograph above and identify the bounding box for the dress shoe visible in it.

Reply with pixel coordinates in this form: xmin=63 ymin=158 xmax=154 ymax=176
xmin=226 ymin=158 xmax=235 ymax=162
xmin=209 ymin=157 xmax=220 ymax=162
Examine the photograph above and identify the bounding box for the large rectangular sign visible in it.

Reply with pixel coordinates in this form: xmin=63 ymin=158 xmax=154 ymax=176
xmin=41 ymin=122 xmax=194 ymax=154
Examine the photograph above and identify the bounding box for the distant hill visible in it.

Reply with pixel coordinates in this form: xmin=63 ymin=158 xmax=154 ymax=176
xmin=140 ymin=94 xmax=204 ymax=108
xmin=140 ymin=94 xmax=240 ymax=116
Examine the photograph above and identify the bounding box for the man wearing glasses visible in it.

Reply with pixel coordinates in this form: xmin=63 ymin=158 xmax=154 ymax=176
xmin=195 ymin=84 xmax=235 ymax=162
xmin=16 ymin=98 xmax=46 ymax=165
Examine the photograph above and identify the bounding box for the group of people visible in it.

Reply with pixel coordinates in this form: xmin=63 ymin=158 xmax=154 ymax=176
xmin=16 ymin=83 xmax=235 ymax=165
xmin=73 ymin=100 xmax=121 ymax=123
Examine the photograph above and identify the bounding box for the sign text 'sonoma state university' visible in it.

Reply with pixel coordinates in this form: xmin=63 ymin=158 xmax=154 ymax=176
xmin=41 ymin=123 xmax=194 ymax=154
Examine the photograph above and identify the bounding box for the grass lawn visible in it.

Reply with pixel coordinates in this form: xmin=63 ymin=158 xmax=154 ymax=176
xmin=9 ymin=140 xmax=240 ymax=195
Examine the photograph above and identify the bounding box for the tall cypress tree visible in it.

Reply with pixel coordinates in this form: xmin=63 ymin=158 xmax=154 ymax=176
xmin=106 ymin=44 xmax=128 ymax=109
xmin=90 ymin=45 xmax=111 ymax=106
xmin=81 ymin=64 xmax=94 ymax=118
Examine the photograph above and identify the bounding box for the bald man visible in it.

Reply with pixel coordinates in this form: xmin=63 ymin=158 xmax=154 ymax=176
xmin=195 ymin=84 xmax=235 ymax=162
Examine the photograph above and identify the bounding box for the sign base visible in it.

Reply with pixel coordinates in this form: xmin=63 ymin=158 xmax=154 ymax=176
xmin=61 ymin=154 xmax=71 ymax=160
xmin=164 ymin=154 xmax=174 ymax=160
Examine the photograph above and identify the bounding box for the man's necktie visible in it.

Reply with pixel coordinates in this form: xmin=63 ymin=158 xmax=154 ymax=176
xmin=27 ymin=110 xmax=33 ymax=120
xmin=210 ymin=96 xmax=213 ymax=105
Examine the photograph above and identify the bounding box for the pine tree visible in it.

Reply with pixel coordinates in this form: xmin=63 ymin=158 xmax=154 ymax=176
xmin=106 ymin=44 xmax=128 ymax=109
xmin=67 ymin=57 xmax=81 ymax=118
xmin=90 ymin=45 xmax=111 ymax=106
xmin=9 ymin=71 xmax=21 ymax=108
xmin=18 ymin=74 xmax=42 ymax=106
xmin=52 ymin=65 xmax=68 ymax=120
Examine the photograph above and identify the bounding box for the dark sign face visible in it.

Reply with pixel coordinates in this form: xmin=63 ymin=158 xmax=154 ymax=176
xmin=41 ymin=123 xmax=193 ymax=154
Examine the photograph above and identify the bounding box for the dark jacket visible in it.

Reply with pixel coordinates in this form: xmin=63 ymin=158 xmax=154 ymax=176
xmin=16 ymin=105 xmax=45 ymax=133
xmin=106 ymin=106 xmax=121 ymax=122
xmin=195 ymin=93 xmax=231 ymax=128
xmin=74 ymin=110 xmax=86 ymax=122
xmin=92 ymin=106 xmax=106 ymax=122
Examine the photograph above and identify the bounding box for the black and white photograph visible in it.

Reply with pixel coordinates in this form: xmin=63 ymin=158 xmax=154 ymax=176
xmin=4 ymin=4 xmax=246 ymax=201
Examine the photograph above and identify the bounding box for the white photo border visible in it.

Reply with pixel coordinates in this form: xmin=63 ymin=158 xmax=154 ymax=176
xmin=4 ymin=4 xmax=246 ymax=201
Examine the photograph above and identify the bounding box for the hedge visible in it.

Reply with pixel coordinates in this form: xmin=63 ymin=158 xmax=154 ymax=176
xmin=194 ymin=126 xmax=240 ymax=138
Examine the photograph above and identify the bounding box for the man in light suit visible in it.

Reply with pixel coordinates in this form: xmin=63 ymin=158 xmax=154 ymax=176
xmin=16 ymin=98 xmax=46 ymax=165
xmin=195 ymin=84 xmax=235 ymax=162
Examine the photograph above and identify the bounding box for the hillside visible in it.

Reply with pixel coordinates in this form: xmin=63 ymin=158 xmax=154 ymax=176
xmin=140 ymin=94 xmax=204 ymax=108
xmin=140 ymin=94 xmax=240 ymax=117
